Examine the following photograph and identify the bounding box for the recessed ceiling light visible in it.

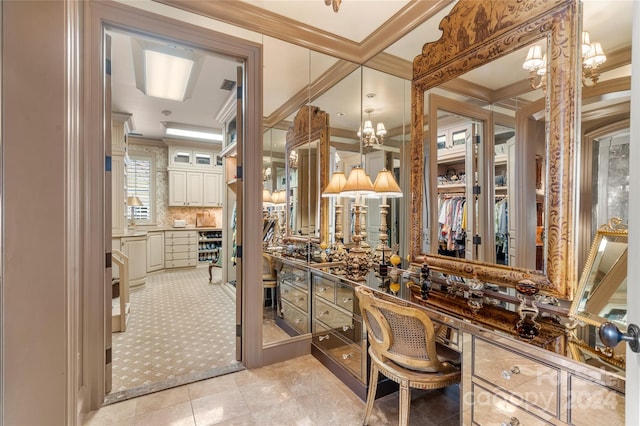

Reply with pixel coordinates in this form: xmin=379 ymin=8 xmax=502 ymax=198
xmin=164 ymin=123 xmax=223 ymax=142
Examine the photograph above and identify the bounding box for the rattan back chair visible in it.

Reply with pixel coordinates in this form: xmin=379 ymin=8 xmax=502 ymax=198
xmin=355 ymin=285 xmax=461 ymax=426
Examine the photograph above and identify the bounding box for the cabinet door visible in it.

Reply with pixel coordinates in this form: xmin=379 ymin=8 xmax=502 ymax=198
xmin=186 ymin=172 xmax=204 ymax=206
xmin=120 ymin=237 xmax=147 ymax=288
xmin=169 ymin=147 xmax=193 ymax=168
xmin=147 ymin=232 xmax=164 ymax=272
xmin=203 ymin=172 xmax=222 ymax=206
xmin=169 ymin=170 xmax=187 ymax=206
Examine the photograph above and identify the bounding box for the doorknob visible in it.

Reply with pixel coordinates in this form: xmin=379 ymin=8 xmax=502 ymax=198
xmin=599 ymin=322 xmax=640 ymax=353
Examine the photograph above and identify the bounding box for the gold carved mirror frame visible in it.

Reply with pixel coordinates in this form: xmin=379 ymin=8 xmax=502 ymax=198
xmin=411 ymin=0 xmax=580 ymax=298
xmin=285 ymin=105 xmax=330 ymax=245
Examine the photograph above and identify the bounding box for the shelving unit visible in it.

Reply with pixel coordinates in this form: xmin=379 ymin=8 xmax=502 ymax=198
xmin=197 ymin=228 xmax=223 ymax=265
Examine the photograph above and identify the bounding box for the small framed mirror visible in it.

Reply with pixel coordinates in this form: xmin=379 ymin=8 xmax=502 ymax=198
xmin=570 ymin=218 xmax=628 ymax=328
xmin=569 ymin=218 xmax=628 ymax=371
xmin=285 ymin=105 xmax=330 ymax=244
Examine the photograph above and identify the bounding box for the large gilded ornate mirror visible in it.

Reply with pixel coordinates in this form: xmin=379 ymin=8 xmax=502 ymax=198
xmin=285 ymin=105 xmax=330 ymax=244
xmin=568 ymin=218 xmax=628 ymax=371
xmin=411 ymin=0 xmax=580 ymax=298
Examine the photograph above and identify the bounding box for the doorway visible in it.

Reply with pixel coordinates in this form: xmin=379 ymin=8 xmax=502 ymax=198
xmin=105 ymin=26 xmax=244 ymax=402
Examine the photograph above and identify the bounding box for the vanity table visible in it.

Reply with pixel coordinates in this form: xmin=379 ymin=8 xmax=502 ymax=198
xmin=298 ymin=261 xmax=625 ymax=425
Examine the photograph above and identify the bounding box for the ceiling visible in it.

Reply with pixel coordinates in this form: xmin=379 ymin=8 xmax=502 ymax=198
xmin=110 ymin=0 xmax=633 ymax=152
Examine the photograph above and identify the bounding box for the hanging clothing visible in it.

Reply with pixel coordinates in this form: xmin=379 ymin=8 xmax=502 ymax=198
xmin=495 ymin=197 xmax=508 ymax=264
xmin=438 ymin=195 xmax=466 ymax=252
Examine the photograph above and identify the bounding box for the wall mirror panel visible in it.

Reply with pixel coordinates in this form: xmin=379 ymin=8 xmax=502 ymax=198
xmin=411 ymin=0 xmax=580 ymax=298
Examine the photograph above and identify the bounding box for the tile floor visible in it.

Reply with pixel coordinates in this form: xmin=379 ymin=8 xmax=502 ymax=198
xmin=85 ymin=354 xmax=460 ymax=426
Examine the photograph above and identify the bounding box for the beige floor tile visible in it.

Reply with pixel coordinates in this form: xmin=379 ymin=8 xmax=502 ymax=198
xmin=243 ymin=398 xmax=312 ymax=426
xmin=191 ymin=387 xmax=251 ymax=425
xmin=135 ymin=385 xmax=191 ymax=416
xmin=237 ymin=381 xmax=295 ymax=412
xmin=188 ymin=373 xmax=238 ymax=400
xmin=134 ymin=401 xmax=195 ymax=426
xmin=212 ymin=413 xmax=257 ymax=426
xmin=83 ymin=399 xmax=137 ymax=426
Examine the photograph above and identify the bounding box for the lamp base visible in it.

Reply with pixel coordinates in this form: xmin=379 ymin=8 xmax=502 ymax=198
xmin=346 ymin=245 xmax=371 ymax=281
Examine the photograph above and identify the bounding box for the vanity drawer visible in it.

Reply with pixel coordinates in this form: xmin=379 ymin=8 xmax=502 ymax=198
xmin=165 ymin=230 xmax=197 ymax=240
xmin=285 ymin=268 xmax=308 ymax=290
xmin=313 ymin=321 xmax=365 ymax=381
xmin=314 ymin=298 xmax=353 ymax=331
xmin=473 ymin=338 xmax=560 ymax=417
xmin=165 ymin=259 xmax=197 ymax=268
xmin=281 ymin=281 xmax=309 ymax=312
xmin=314 ymin=276 xmax=336 ymax=303
xmin=569 ymin=375 xmax=624 ymax=425
xmin=164 ymin=251 xmax=196 ymax=261
xmin=335 ymin=283 xmax=358 ymax=315
xmin=471 ymin=382 xmax=554 ymax=426
xmin=280 ymin=299 xmax=308 ymax=334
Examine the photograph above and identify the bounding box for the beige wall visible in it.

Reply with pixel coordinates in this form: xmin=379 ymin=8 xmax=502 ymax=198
xmin=2 ymin=1 xmax=69 ymax=424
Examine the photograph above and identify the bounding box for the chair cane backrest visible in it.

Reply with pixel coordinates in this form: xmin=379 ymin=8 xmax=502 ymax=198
xmin=355 ymin=286 xmax=446 ymax=373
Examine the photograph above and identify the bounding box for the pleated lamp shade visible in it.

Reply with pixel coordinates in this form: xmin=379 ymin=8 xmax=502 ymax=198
xmin=340 ymin=166 xmax=375 ymax=198
xmin=373 ymin=168 xmax=403 ymax=198
xmin=322 ymin=171 xmax=347 ymax=198
xmin=262 ymin=189 xmax=274 ymax=206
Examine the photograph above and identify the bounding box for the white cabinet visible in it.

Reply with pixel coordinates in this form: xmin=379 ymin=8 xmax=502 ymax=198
xmin=165 ymin=230 xmax=198 ymax=268
xmin=169 ymin=146 xmax=219 ymax=170
xmin=204 ymin=171 xmax=223 ymax=206
xmin=146 ymin=231 xmax=164 ymax=272
xmin=113 ymin=235 xmax=147 ymax=289
xmin=169 ymin=170 xmax=222 ymax=207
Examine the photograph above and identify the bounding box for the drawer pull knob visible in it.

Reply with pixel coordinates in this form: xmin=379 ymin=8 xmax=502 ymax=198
xmin=297 ymin=297 xmax=305 ymax=302
xmin=501 ymin=366 xmax=520 ymax=380
xmin=500 ymin=417 xmax=520 ymax=426
xmin=342 ymin=297 xmax=352 ymax=303
xmin=342 ymin=325 xmax=353 ymax=332
xmin=319 ymin=310 xmax=329 ymax=316
xmin=319 ymin=335 xmax=330 ymax=341
xmin=319 ymin=287 xmax=327 ymax=292
xmin=294 ymin=319 xmax=301 ymax=324
xmin=342 ymin=353 xmax=353 ymax=360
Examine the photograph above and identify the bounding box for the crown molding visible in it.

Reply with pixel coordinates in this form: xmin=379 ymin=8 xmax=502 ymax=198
xmin=154 ymin=0 xmax=454 ymax=65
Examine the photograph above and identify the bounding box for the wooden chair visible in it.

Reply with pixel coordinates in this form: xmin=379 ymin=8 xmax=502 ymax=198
xmin=354 ymin=286 xmax=461 ymax=426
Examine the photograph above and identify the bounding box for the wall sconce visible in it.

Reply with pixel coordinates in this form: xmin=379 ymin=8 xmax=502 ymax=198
xmin=523 ymin=31 xmax=606 ymax=90
xmin=289 ymin=150 xmax=298 ymax=170
xmin=127 ymin=196 xmax=143 ymax=228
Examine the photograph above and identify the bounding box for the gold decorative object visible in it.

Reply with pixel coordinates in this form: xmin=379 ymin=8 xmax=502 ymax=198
xmin=340 ymin=166 xmax=374 ymax=281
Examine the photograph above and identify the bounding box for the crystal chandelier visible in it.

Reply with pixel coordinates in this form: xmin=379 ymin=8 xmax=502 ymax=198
xmin=358 ymin=108 xmax=386 ymax=153
xmin=324 ymin=0 xmax=341 ymax=13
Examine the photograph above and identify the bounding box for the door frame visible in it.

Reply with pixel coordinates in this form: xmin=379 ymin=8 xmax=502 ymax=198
xmin=81 ymin=0 xmax=263 ymax=414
